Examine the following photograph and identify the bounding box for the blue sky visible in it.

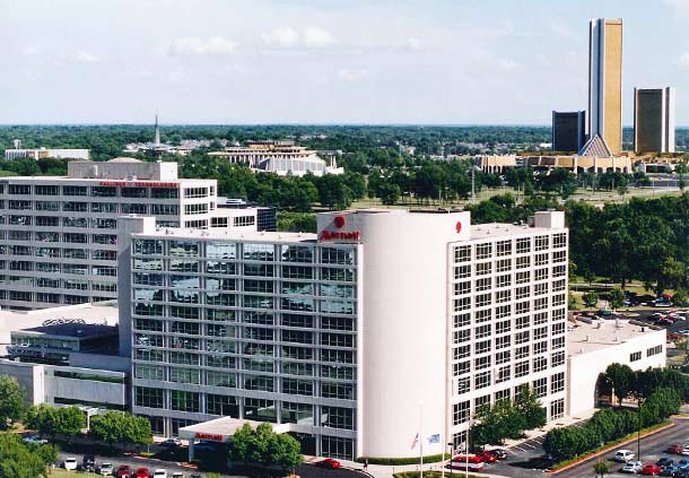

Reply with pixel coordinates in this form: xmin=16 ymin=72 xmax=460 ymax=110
xmin=1 ymin=0 xmax=688 ymax=125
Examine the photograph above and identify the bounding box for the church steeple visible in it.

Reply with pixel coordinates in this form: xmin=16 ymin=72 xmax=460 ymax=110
xmin=154 ymin=114 xmax=161 ymax=146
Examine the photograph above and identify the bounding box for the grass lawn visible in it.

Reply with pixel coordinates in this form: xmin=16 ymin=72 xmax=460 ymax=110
xmin=50 ymin=469 xmax=101 ymax=478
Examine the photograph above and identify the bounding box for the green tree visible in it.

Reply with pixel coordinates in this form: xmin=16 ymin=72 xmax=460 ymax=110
xmin=604 ymin=363 xmax=636 ymax=406
xmin=89 ymin=411 xmax=151 ymax=449
xmin=608 ymin=288 xmax=625 ymax=310
xmin=582 ymin=292 xmax=599 ymax=308
xmin=0 ymin=434 xmax=54 ymax=478
xmin=0 ymin=376 xmax=26 ymax=426
xmin=594 ymin=460 xmax=610 ymax=477
xmin=514 ymin=387 xmax=547 ymax=430
xmin=228 ymin=423 xmax=303 ymax=471
xmin=378 ymin=182 xmax=401 ymax=206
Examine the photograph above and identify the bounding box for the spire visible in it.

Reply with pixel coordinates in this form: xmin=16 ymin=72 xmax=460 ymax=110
xmin=154 ymin=114 xmax=161 ymax=146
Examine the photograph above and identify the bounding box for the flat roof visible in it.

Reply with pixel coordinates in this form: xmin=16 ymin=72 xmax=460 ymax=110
xmin=469 ymin=222 xmax=557 ymax=239
xmin=14 ymin=323 xmax=117 ymax=340
xmin=135 ymin=228 xmax=317 ymax=243
xmin=178 ymin=417 xmax=292 ymax=442
xmin=567 ymin=318 xmax=665 ymax=355
xmin=0 ymin=176 xmax=214 ymax=184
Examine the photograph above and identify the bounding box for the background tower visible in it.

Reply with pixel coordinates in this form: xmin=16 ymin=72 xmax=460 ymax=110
xmin=588 ymin=18 xmax=623 ymax=154
xmin=634 ymin=87 xmax=675 ymax=154
xmin=154 ymin=114 xmax=161 ymax=146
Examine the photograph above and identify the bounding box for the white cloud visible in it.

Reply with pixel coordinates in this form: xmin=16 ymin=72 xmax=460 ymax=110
xmin=406 ymin=37 xmax=421 ymax=51
xmin=304 ymin=26 xmax=335 ymax=48
xmin=262 ymin=27 xmax=300 ymax=48
xmin=497 ymin=58 xmax=519 ymax=71
xmin=75 ymin=50 xmax=99 ymax=63
xmin=663 ymin=0 xmax=689 ymax=12
xmin=22 ymin=45 xmax=41 ymax=56
xmin=679 ymin=51 xmax=689 ymax=69
xmin=169 ymin=36 xmax=238 ymax=56
xmin=336 ymin=68 xmax=368 ymax=83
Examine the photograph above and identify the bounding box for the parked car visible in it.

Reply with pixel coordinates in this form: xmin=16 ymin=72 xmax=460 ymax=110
xmin=134 ymin=468 xmax=151 ymax=478
xmin=153 ymin=470 xmax=168 ymax=478
xmin=171 ymin=473 xmax=185 ymax=478
xmin=475 ymin=450 xmax=497 ymax=463
xmin=656 ymin=318 xmax=674 ymax=326
xmin=667 ymin=444 xmax=684 ymax=455
xmin=97 ymin=463 xmax=114 ymax=476
xmin=316 ymin=458 xmax=341 ymax=469
xmin=79 ymin=455 xmax=96 ymax=472
xmin=486 ymin=448 xmax=508 ymax=460
xmin=615 ymin=450 xmax=636 ymax=462
xmin=22 ymin=434 xmax=48 ymax=445
xmin=622 ymin=460 xmax=643 ymax=473
xmin=658 ymin=458 xmax=675 ymax=467
xmin=452 ymin=454 xmax=484 ymax=464
xmin=115 ymin=465 xmax=131 ymax=478
xmin=62 ymin=458 xmax=78 ymax=471
xmin=642 ymin=462 xmax=663 ymax=475
xmin=161 ymin=437 xmax=182 ymax=448
xmin=446 ymin=460 xmax=485 ymax=471
xmin=661 ymin=464 xmax=680 ymax=477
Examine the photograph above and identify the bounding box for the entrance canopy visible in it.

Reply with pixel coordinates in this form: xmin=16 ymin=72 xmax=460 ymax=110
xmin=179 ymin=417 xmax=293 ymax=443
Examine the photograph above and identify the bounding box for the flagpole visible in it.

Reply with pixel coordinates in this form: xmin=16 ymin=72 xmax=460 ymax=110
xmin=419 ymin=402 xmax=424 ymax=478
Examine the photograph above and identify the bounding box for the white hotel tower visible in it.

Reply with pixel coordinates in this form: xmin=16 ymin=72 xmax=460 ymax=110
xmin=120 ymin=208 xmax=568 ymax=460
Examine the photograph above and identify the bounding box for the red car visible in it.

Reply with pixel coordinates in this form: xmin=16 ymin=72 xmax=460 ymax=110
xmin=452 ymin=454 xmax=484 ymax=464
xmin=134 ymin=467 xmax=150 ymax=478
xmin=640 ymin=462 xmax=662 ymax=475
xmin=115 ymin=465 xmax=131 ymax=478
xmin=667 ymin=444 xmax=684 ymax=454
xmin=316 ymin=458 xmax=341 ymax=469
xmin=475 ymin=450 xmax=497 ymax=463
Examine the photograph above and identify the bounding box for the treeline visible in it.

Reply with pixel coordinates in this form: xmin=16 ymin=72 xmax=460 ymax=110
xmin=543 ymin=364 xmax=685 ymax=462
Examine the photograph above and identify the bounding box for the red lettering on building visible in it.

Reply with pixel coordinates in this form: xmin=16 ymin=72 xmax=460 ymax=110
xmin=455 ymin=221 xmax=462 ymax=234
xmin=333 ymin=215 xmax=346 ymax=228
xmin=194 ymin=432 xmax=224 ymax=442
xmin=319 ymin=230 xmax=361 ymax=241
xmin=99 ymin=181 xmax=178 ymax=188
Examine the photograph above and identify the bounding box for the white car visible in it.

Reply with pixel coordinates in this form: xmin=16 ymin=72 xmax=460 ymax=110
xmin=22 ymin=435 xmax=48 ymax=445
xmin=621 ymin=460 xmax=642 ymax=473
xmin=153 ymin=470 xmax=168 ymax=478
xmin=613 ymin=449 xmax=635 ymax=462
xmin=63 ymin=457 xmax=78 ymax=471
xmin=98 ymin=463 xmax=114 ymax=476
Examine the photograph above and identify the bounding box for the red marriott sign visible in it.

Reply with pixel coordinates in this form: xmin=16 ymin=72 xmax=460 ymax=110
xmin=194 ymin=432 xmax=224 ymax=442
xmin=319 ymin=230 xmax=361 ymax=241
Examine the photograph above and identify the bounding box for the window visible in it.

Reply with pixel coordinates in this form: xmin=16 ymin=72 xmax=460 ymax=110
xmin=35 ymin=185 xmax=59 ymax=195
xmin=454 ymin=313 xmax=470 ymax=328
xmin=516 ymin=301 xmax=530 ymax=315
xmin=476 ymin=277 xmax=492 ymax=291
xmin=453 ymin=401 xmax=470 ymax=425
xmin=551 ymin=372 xmax=565 ymax=393
xmin=476 ymin=262 xmax=492 ymax=276
xmin=476 ymin=309 xmax=492 ymax=323
xmin=551 ymin=350 xmax=565 ymax=367
xmin=553 ymin=233 xmax=567 ymax=248
xmin=475 ymin=356 xmax=491 ymax=370
xmin=535 ymin=235 xmax=550 ymax=251
xmin=647 ymin=345 xmax=663 ymax=357
xmin=171 ymin=390 xmax=200 ymax=412
xmin=496 ymin=350 xmax=511 ymax=364
xmin=516 ymin=345 xmax=530 ymax=359
xmin=496 ymin=289 xmax=511 ymax=303
xmin=496 ymin=305 xmax=511 ymax=319
xmin=496 ymin=365 xmax=511 ymax=383
xmin=534 ymin=283 xmax=548 ymax=296
xmin=453 ymin=361 xmax=470 ymax=377
xmin=534 ymin=341 xmax=548 ymax=354
xmin=496 ymin=274 xmax=511 ymax=288
xmin=282 ymin=379 xmax=313 ymax=396
xmin=497 ymin=259 xmax=512 ymax=272
xmin=533 ymin=377 xmax=548 ymax=397
xmin=454 ymin=265 xmax=471 ymax=279
xmin=535 ymin=268 xmax=549 ymax=281
xmin=553 ymin=250 xmax=567 ymax=263
xmin=516 ymin=271 xmax=530 ymax=284
xmin=516 ymin=286 xmax=530 ymax=300
xmin=552 ymin=336 xmax=565 ymax=350
xmin=454 ymin=297 xmax=471 ymax=312
xmin=476 ymin=243 xmax=492 ymax=260
xmin=550 ymin=398 xmax=565 ymax=419
xmin=454 ymin=345 xmax=471 ymax=361
xmin=534 ymin=312 xmax=548 ymax=325
xmin=457 ymin=377 xmax=471 ymax=395
xmin=496 ymin=335 xmax=511 ymax=350
xmin=630 ymin=351 xmax=642 ymax=362
xmin=496 ymin=240 xmax=512 ymax=256
xmin=496 ymin=320 xmax=511 ymax=334
xmin=475 ymin=293 xmax=491 ymax=307
xmin=533 ymin=356 xmax=548 ymax=372
xmin=515 ymin=361 xmax=529 ymax=378
xmin=321 ymin=406 xmax=353 ymax=430
xmin=475 ymin=340 xmax=490 ymax=354
xmin=534 ymin=326 xmax=548 ymax=340
xmin=475 ymin=371 xmax=491 ymax=389
xmin=454 ymin=245 xmax=471 ymax=263
xmin=516 ymin=237 xmax=531 ymax=253
xmin=135 ymin=387 xmax=164 ymax=409
xmin=453 ymin=329 xmax=470 ymax=344
xmin=183 ymin=187 xmax=208 ymax=198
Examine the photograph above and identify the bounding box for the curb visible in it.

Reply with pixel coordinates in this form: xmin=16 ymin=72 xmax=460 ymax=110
xmin=545 ymin=422 xmax=676 ymax=474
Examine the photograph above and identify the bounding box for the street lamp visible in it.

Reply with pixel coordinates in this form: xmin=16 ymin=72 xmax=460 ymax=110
xmin=637 ymin=398 xmax=642 ymax=461
xmin=447 ymin=442 xmax=454 ymax=477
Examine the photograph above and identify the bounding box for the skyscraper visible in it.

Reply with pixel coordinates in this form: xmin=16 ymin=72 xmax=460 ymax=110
xmin=588 ymin=18 xmax=623 ymax=154
xmin=634 ymin=87 xmax=675 ymax=154
xmin=552 ymin=111 xmax=586 ymax=152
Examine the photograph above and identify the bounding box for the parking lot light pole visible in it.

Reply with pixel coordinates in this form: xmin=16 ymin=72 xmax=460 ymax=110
xmin=637 ymin=398 xmax=642 ymax=461
xmin=447 ymin=442 xmax=454 ymax=477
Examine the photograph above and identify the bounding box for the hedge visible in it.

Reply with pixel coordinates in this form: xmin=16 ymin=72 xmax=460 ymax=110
xmin=356 ymin=453 xmax=449 ymax=465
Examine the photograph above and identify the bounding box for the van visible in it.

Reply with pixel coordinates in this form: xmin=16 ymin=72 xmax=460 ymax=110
xmin=613 ymin=449 xmax=635 ymax=462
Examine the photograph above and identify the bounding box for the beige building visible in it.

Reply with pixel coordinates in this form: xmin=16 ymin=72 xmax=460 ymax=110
xmin=589 ymin=18 xmax=623 ymax=155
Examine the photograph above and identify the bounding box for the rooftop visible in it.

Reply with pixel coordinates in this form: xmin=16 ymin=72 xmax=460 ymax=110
xmin=567 ymin=318 xmax=665 ymax=355
xmin=15 ymin=323 xmax=117 ymax=340
xmin=136 ymin=227 xmax=317 ymax=243
xmin=469 ymin=222 xmax=555 ymax=239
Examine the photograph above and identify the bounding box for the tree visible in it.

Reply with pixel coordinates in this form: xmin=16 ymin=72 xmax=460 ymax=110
xmin=608 ymin=288 xmax=625 ymax=310
xmin=604 ymin=363 xmax=636 ymax=406
xmin=228 ymin=423 xmax=303 ymax=472
xmin=594 ymin=460 xmax=610 ymax=477
xmin=378 ymin=182 xmax=401 ymax=206
xmin=514 ymin=387 xmax=546 ymax=430
xmin=582 ymin=292 xmax=599 ymax=308
xmin=89 ymin=411 xmax=152 ymax=449
xmin=0 ymin=376 xmax=26 ymax=426
xmin=0 ymin=434 xmax=55 ymax=478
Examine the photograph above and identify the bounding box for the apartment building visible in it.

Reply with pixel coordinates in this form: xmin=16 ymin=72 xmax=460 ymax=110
xmin=119 ymin=208 xmax=568 ymax=460
xmin=0 ymin=159 xmax=217 ymax=310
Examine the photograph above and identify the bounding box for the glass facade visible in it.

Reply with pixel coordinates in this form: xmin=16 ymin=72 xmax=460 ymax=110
xmin=130 ymin=238 xmax=359 ymax=459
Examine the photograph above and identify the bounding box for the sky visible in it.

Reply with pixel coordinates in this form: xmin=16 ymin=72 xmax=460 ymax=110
xmin=2 ymin=0 xmax=689 ymax=125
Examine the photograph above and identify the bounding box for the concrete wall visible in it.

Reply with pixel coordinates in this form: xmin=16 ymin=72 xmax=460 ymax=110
xmin=567 ymin=328 xmax=666 ymax=417
xmin=68 ymin=160 xmax=178 ymax=180
xmin=0 ymin=360 xmax=44 ymax=405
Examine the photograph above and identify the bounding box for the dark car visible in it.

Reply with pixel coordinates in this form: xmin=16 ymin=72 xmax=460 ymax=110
xmin=79 ymin=455 xmax=96 ymax=472
xmin=115 ymin=465 xmax=131 ymax=478
xmin=487 ymin=448 xmax=508 ymax=460
xmin=659 ymin=458 xmax=675 ymax=468
xmin=668 ymin=444 xmax=685 ymax=455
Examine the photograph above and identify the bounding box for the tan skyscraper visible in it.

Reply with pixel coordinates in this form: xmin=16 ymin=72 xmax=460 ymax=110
xmin=588 ymin=18 xmax=623 ymax=154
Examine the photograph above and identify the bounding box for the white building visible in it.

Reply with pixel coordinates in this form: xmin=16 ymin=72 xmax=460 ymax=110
xmin=119 ymin=208 xmax=568 ymax=460
xmin=0 ymin=159 xmax=219 ymax=310
xmin=4 ymin=148 xmax=90 ymax=161
xmin=208 ymin=140 xmax=343 ymax=177
xmin=567 ymin=318 xmax=666 ymax=417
